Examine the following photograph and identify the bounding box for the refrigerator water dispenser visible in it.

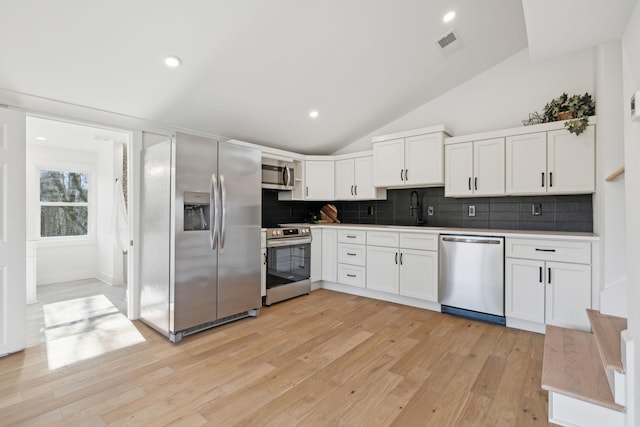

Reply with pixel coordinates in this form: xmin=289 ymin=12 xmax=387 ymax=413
xmin=183 ymin=191 xmax=210 ymax=231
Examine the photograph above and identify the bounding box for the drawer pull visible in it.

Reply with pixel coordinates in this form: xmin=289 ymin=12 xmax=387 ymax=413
xmin=346 ymin=274 xmax=357 ymax=278
xmin=535 ymin=248 xmax=556 ymax=252
xmin=347 ymin=235 xmax=357 ymax=238
xmin=347 ymin=252 xmax=357 ymax=256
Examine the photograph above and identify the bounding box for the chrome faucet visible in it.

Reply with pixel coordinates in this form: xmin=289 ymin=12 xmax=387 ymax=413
xmin=409 ymin=190 xmax=424 ymax=226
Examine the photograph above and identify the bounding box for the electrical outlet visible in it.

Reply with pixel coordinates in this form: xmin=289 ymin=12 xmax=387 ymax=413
xmin=468 ymin=205 xmax=476 ymax=217
xmin=531 ymin=204 xmax=542 ymax=216
xmin=427 ymin=206 xmax=434 ymax=216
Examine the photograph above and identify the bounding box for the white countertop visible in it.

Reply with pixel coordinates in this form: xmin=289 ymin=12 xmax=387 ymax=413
xmin=280 ymin=223 xmax=598 ymax=241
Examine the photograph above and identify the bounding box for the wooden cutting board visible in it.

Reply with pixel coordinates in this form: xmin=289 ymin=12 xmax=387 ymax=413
xmin=320 ymin=204 xmax=340 ymax=223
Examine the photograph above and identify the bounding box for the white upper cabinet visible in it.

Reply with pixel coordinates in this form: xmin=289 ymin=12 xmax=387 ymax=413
xmin=354 ymin=156 xmax=381 ymax=200
xmin=445 ymin=142 xmax=473 ymax=196
xmin=444 ymin=119 xmax=595 ymax=198
xmin=474 ymin=138 xmax=505 ymax=196
xmin=404 ymin=133 xmax=444 ymax=186
xmin=305 ymin=160 xmax=334 ymax=200
xmin=372 ymin=138 xmax=404 ymax=187
xmin=335 ymin=155 xmax=386 ymax=200
xmin=445 ymin=137 xmax=505 ymax=197
xmin=372 ymin=126 xmax=449 ymax=188
xmin=547 ymin=126 xmax=595 ymax=194
xmin=335 ymin=158 xmax=355 ymax=200
xmin=506 ymin=126 xmax=595 ymax=196
xmin=506 ymin=132 xmax=548 ymax=195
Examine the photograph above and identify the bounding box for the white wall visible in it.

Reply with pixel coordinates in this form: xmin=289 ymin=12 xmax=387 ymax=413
xmin=594 ymin=42 xmax=628 ymax=317
xmin=96 ymin=140 xmax=116 ymax=285
xmin=622 ymin=1 xmax=640 ymax=421
xmin=334 ymin=47 xmax=594 ymax=154
xmin=28 ymin=145 xmax=99 ymax=285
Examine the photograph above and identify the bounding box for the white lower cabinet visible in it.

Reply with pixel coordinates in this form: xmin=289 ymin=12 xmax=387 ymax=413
xmin=366 ymin=231 xmax=438 ymax=302
xmin=545 ymin=261 xmax=591 ymax=330
xmin=310 ymin=228 xmax=322 ymax=283
xmin=505 ymin=238 xmax=592 ymax=332
xmin=336 ymin=228 xmax=367 ymax=287
xmin=337 ymin=264 xmax=366 ymax=288
xmin=321 ymin=229 xmax=337 ymax=282
xmin=505 ymin=258 xmax=545 ymax=324
xmin=366 ymin=245 xmax=399 ymax=293
xmin=399 ymin=249 xmax=438 ymax=301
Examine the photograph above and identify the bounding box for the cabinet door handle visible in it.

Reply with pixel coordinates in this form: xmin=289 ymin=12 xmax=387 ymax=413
xmin=405 ymin=169 xmax=408 ymax=181
xmin=541 ymin=172 xmax=545 ymax=187
xmin=468 ymin=177 xmax=471 ymax=191
xmin=474 ymin=177 xmax=478 ymax=191
xmin=306 ymin=186 xmax=309 ymax=197
xmin=548 ymin=267 xmax=551 ymax=284
xmin=400 ymin=253 xmax=403 ymax=265
xmin=549 ymin=172 xmax=553 ymax=187
xmin=351 ymin=185 xmax=354 ymax=195
xmin=347 ymin=252 xmax=357 ymax=256
xmin=354 ymin=185 xmax=357 ymax=195
xmin=539 ymin=266 xmax=542 ymax=283
xmin=535 ymin=248 xmax=556 ymax=252
xmin=263 ymin=252 xmax=267 ymax=265
xmin=347 ymin=273 xmax=356 ymax=278
xmin=395 ymin=252 xmax=398 ymax=264
xmin=400 ymin=169 xmax=404 ymax=181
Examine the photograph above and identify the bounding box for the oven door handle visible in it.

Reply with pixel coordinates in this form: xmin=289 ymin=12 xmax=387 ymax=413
xmin=267 ymin=237 xmax=312 ymax=248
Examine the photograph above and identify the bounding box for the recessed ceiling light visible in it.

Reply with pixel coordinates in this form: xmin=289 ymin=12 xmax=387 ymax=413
xmin=443 ymin=11 xmax=456 ymax=23
xmin=309 ymin=110 xmax=319 ymax=118
xmin=35 ymin=136 xmax=47 ymax=141
xmin=164 ymin=56 xmax=182 ymax=68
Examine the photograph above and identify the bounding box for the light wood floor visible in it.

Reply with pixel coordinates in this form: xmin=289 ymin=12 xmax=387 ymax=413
xmin=3 ymin=289 xmax=551 ymax=426
xmin=27 ymin=279 xmax=127 ymax=347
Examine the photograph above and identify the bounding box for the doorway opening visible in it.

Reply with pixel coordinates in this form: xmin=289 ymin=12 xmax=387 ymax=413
xmin=25 ymin=116 xmax=133 ymax=349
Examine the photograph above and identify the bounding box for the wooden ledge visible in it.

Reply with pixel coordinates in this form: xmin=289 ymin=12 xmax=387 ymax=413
xmin=542 ymin=325 xmax=624 ymax=412
xmin=587 ymin=309 xmax=627 ymax=373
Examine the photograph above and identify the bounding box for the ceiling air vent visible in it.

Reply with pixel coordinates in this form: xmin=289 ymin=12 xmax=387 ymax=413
xmin=437 ymin=31 xmax=457 ymax=49
xmin=435 ymin=29 xmax=464 ymax=56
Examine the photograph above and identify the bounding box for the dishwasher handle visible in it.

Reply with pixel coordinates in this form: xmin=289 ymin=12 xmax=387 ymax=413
xmin=441 ymin=236 xmax=502 ymax=244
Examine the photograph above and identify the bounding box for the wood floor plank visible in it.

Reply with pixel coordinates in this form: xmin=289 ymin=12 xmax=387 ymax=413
xmin=1 ymin=288 xmax=553 ymax=426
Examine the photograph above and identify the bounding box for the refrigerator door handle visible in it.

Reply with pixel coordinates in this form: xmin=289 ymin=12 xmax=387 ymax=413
xmin=220 ymin=174 xmax=228 ymax=248
xmin=211 ymin=174 xmax=220 ymax=249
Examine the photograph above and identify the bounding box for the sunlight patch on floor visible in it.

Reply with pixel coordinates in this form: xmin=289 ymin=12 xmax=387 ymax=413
xmin=43 ymin=295 xmax=145 ymax=370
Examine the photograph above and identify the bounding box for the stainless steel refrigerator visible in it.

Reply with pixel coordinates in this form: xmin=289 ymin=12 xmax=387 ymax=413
xmin=139 ymin=132 xmax=261 ymax=342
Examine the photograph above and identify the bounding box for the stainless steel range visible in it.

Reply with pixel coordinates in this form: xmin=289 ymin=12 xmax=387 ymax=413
xmin=264 ymin=226 xmax=312 ymax=305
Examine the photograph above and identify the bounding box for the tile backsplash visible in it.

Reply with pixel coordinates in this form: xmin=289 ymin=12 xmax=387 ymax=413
xmin=262 ymin=187 xmax=593 ymax=232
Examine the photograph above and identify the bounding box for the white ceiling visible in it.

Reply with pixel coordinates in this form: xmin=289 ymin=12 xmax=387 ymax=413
xmin=27 ymin=116 xmax=129 ymax=152
xmin=523 ymin=0 xmax=637 ymax=60
xmin=3 ymin=1 xmax=635 ymax=154
xmin=1 ymin=0 xmax=528 ymax=154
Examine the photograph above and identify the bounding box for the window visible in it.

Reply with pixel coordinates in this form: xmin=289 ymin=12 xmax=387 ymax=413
xmin=39 ymin=170 xmax=89 ymax=237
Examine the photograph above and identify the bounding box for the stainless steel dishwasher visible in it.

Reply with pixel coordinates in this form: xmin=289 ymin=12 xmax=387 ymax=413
xmin=439 ymin=235 xmax=505 ymax=325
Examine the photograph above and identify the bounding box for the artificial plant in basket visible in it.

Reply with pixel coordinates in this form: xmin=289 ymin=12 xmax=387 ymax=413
xmin=540 ymin=92 xmax=595 ymax=135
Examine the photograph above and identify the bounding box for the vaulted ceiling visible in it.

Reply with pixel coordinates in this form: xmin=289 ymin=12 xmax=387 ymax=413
xmin=0 ymin=1 xmax=636 ymax=154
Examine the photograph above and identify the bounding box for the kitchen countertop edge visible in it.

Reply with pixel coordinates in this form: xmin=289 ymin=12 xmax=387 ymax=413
xmin=279 ymin=223 xmax=599 ymax=241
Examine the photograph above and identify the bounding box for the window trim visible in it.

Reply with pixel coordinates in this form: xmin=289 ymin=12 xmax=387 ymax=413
xmin=37 ymin=166 xmax=95 ymax=241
